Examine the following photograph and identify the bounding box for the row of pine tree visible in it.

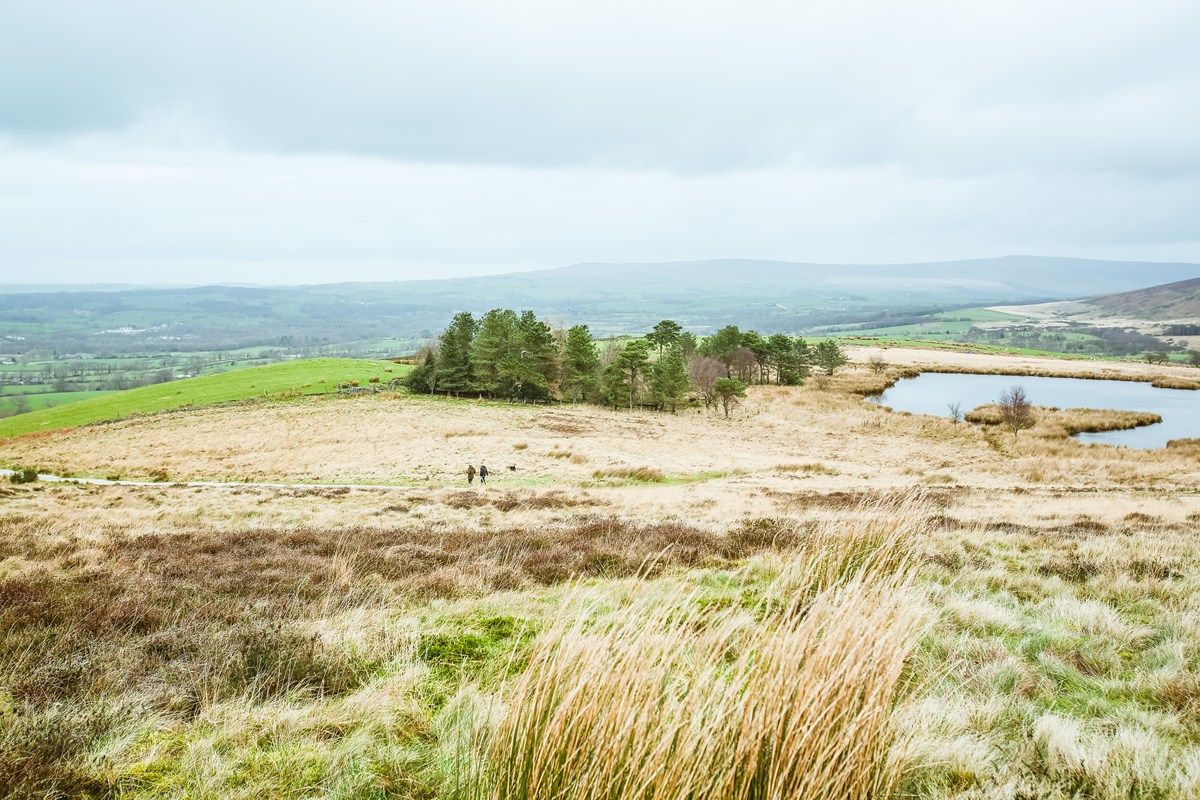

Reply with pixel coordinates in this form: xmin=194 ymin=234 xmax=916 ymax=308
xmin=405 ymin=310 xmax=848 ymax=410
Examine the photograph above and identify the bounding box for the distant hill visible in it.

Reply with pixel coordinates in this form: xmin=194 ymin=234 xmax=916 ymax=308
xmin=1087 ymin=277 xmax=1200 ymax=321
xmin=1 ymin=256 xmax=1197 ymax=351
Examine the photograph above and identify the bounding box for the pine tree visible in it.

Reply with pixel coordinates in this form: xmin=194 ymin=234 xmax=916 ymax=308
xmin=437 ymin=312 xmax=476 ymax=395
xmin=563 ymin=325 xmax=600 ymax=402
xmin=471 ymin=309 xmax=520 ymax=397
xmin=650 ymin=345 xmax=691 ymax=412
xmin=514 ymin=310 xmax=560 ymax=401
xmin=612 ymin=339 xmax=652 ymax=411
xmin=679 ymin=331 xmax=698 ymax=359
xmin=813 ymin=339 xmax=848 ymax=376
xmin=714 ymin=377 xmax=747 ymax=418
xmin=741 ymin=330 xmax=769 ymax=384
xmin=791 ymin=338 xmax=813 ymax=383
xmin=646 ymin=319 xmax=683 ymax=356
xmin=700 ymin=325 xmax=742 ymax=375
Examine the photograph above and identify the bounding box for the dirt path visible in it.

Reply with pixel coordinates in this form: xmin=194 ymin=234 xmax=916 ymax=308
xmin=0 ymin=468 xmax=417 ymax=492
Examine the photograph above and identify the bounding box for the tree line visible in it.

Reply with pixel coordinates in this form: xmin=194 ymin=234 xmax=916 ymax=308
xmin=405 ymin=310 xmax=848 ymax=415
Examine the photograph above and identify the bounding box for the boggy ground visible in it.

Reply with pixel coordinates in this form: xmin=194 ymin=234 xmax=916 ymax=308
xmin=2 ymin=349 xmax=1200 ymax=799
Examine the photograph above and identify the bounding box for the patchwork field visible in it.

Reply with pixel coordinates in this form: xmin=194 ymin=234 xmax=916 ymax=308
xmin=2 ymin=349 xmax=1199 ymax=799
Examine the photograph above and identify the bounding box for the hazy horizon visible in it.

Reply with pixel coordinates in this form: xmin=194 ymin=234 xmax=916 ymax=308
xmin=3 ymin=1 xmax=1199 ymax=285
xmin=3 ymin=254 xmax=1200 ymax=290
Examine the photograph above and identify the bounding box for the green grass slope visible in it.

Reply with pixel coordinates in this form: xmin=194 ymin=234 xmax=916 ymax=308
xmin=0 ymin=390 xmax=117 ymax=416
xmin=0 ymin=358 xmax=408 ymax=439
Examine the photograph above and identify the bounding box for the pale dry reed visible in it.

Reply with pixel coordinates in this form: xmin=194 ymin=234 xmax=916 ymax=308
xmin=472 ymin=497 xmax=930 ymax=800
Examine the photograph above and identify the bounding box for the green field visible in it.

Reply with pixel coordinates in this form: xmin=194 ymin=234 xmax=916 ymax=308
xmin=0 ymin=358 xmax=410 ymax=439
xmin=0 ymin=389 xmax=116 ymax=416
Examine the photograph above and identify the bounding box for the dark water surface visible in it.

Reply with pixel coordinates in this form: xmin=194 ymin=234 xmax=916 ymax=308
xmin=869 ymin=372 xmax=1199 ymax=448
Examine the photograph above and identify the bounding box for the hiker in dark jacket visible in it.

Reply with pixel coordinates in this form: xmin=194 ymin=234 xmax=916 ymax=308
xmin=467 ymin=464 xmax=476 ymax=485
xmin=479 ymin=463 xmax=488 ymax=485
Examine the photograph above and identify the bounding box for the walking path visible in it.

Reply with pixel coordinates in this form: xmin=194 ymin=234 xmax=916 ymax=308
xmin=0 ymin=468 xmax=416 ymax=492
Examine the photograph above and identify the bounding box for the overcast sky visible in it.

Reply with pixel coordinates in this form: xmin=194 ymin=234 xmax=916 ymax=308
xmin=2 ymin=0 xmax=1198 ymax=285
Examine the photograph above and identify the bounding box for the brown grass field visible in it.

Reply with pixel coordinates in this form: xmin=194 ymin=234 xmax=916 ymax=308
xmin=2 ymin=348 xmax=1199 ymax=799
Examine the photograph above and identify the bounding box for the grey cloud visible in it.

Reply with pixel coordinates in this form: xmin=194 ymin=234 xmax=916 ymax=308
xmin=1 ymin=141 xmax=1197 ymax=285
xmin=2 ymin=0 xmax=1199 ymax=283
xmin=3 ymin=0 xmax=1199 ymax=175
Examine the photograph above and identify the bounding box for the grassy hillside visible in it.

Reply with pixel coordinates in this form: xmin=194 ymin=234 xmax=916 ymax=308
xmin=0 ymin=389 xmax=116 ymax=416
xmin=0 ymin=358 xmax=408 ymax=439
xmin=1089 ymin=276 xmax=1200 ymax=320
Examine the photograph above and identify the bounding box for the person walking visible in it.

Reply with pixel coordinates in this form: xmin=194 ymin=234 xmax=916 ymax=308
xmin=479 ymin=463 xmax=488 ymax=486
xmin=467 ymin=464 xmax=476 ymax=485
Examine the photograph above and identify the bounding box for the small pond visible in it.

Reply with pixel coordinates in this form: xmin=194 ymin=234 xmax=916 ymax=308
xmin=868 ymin=372 xmax=1199 ymax=448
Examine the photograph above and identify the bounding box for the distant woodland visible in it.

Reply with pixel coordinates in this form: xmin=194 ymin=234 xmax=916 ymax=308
xmin=405 ymin=310 xmax=848 ymax=413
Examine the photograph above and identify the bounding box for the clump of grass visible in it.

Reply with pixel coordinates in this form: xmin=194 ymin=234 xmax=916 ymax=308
xmin=569 ymin=453 xmax=588 ymax=465
xmin=774 ymin=462 xmax=838 ymax=475
xmin=368 ymin=376 xmax=381 ymax=384
xmin=592 ymin=466 xmax=665 ymax=483
xmin=8 ymin=466 xmax=39 ymax=484
xmin=512 ymin=442 xmax=528 ymax=451
xmin=477 ymin=502 xmax=928 ymax=800
xmin=1150 ymin=376 xmax=1200 ymax=390
xmin=1038 ymin=552 xmax=1101 ymax=583
xmin=547 ymin=448 xmax=573 ymax=459
xmin=445 ymin=430 xmax=487 ymax=439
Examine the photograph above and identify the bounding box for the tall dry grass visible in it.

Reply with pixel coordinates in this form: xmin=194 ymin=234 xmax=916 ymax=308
xmin=466 ymin=496 xmax=930 ymax=800
xmin=966 ymin=404 xmax=1162 ymax=436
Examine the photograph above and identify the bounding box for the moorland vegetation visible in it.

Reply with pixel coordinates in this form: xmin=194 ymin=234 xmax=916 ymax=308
xmin=2 ymin=340 xmax=1200 ymax=799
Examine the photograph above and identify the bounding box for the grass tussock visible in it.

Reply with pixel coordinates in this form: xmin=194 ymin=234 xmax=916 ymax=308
xmin=445 ymin=429 xmax=488 ymax=439
xmin=773 ymin=461 xmax=839 ymax=475
xmin=483 ymin=581 xmax=923 ymax=800
xmin=592 ymin=466 xmax=665 ymax=483
xmin=470 ymin=496 xmax=930 ymax=800
xmin=1150 ymin=375 xmax=1200 ymax=390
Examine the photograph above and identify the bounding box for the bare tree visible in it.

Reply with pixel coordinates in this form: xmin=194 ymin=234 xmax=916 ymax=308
xmin=1189 ymin=350 xmax=1200 ymax=368
xmin=731 ymin=347 xmax=757 ymax=382
xmin=947 ymin=401 xmax=963 ymax=424
xmin=867 ymin=354 xmax=888 ymax=375
xmin=998 ymin=385 xmax=1035 ymax=437
xmin=689 ymin=356 xmax=724 ymax=409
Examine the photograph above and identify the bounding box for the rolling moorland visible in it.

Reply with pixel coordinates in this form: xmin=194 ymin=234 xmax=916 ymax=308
xmin=4 ymin=256 xmax=1198 ymax=351
xmin=4 ymin=257 xmax=1200 ymax=424
xmin=3 ymin=341 xmax=1200 ymax=799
